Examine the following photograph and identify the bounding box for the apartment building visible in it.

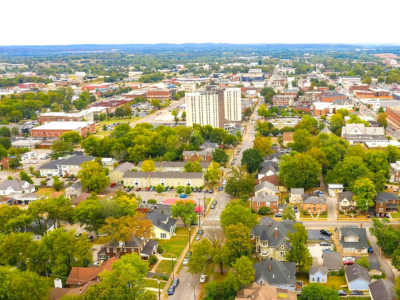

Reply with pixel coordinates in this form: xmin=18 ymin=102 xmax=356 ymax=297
xmin=272 ymin=95 xmax=294 ymax=106
xmin=180 ymin=82 xmax=197 ymax=92
xmin=185 ymin=88 xmax=241 ymax=128
xmin=123 ymin=171 xmax=205 ymax=188
xmin=31 ymin=122 xmax=96 ymax=138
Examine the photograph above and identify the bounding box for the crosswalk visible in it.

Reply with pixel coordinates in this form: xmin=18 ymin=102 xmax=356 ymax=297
xmin=205 ymin=217 xmax=220 ymax=221
xmin=201 ymin=225 xmax=222 ymax=229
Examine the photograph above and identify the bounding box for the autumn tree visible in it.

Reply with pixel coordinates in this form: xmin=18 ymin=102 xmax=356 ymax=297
xmin=225 ymin=165 xmax=256 ymax=197
xmin=377 ymin=112 xmax=388 ymax=128
xmin=253 ymin=136 xmax=274 ymax=156
xmin=78 ymin=161 xmax=110 ymax=193
xmin=205 ymin=161 xmax=221 ymax=185
xmin=141 ymin=160 xmax=156 ymax=172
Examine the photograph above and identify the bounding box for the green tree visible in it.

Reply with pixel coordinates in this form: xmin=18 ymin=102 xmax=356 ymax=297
xmin=212 ymin=148 xmax=229 ymax=165
xmin=224 ymin=256 xmax=255 ymax=291
xmin=292 ymin=129 xmax=312 ymax=152
xmin=176 ymin=186 xmax=185 ymax=194
xmin=60 ymin=131 xmax=83 ymax=144
xmin=286 ymin=223 xmax=313 ymax=273
xmin=282 ymin=204 xmax=296 ymax=221
xmin=279 ymin=153 xmax=321 ymax=189
xmin=0 ymin=145 xmax=7 ymax=160
xmin=184 ymin=161 xmax=202 ymax=172
xmin=220 ymin=203 xmax=257 ymax=229
xmin=141 ymin=160 xmax=156 ymax=172
xmin=29 ymin=166 xmax=35 ymax=175
xmin=300 ymin=284 xmax=339 ymax=300
xmin=187 ymin=239 xmax=215 ymax=275
xmin=50 ymin=140 xmax=73 ymax=159
xmin=241 ymin=148 xmax=263 ymax=173
xmin=356 ymin=257 xmax=370 ymax=269
xmin=171 ymin=200 xmax=197 ymax=226
xmin=253 ymin=136 xmax=274 ymax=156
xmin=225 ymin=165 xmax=256 ymax=197
xmin=185 ymin=185 xmax=192 ymax=195
xmin=0 ymin=137 xmax=11 ymax=150
xmin=260 ymin=87 xmax=276 ymax=105
xmin=10 ymin=127 xmax=19 ymax=137
xmin=0 ymin=232 xmax=34 ymax=268
xmin=155 ymin=184 xmax=164 ymax=194
xmin=0 ymin=126 xmax=11 ymax=137
xmin=74 ymin=199 xmax=105 ymax=233
xmin=395 ymin=278 xmax=400 ymax=299
xmin=210 ymin=128 xmax=227 ymax=144
xmin=223 ymin=224 xmax=253 ymax=265
xmin=364 ymin=150 xmax=390 ymax=178
xmin=205 ymin=161 xmax=221 ymax=185
xmin=385 ymin=145 xmax=400 ymax=163
xmin=353 ymin=178 xmax=376 ymax=212
xmin=78 ymin=161 xmax=110 ymax=193
xmin=19 ymin=171 xmax=33 ymax=184
xmin=329 ymin=113 xmax=345 ymax=134
xmin=258 ymin=206 xmax=271 ymax=215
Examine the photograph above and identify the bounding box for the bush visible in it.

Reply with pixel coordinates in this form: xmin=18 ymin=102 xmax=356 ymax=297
xmin=157 ymin=245 xmax=164 ymax=254
xmin=148 ymin=255 xmax=158 ymax=265
xmin=161 ymin=275 xmax=169 ymax=281
xmin=147 ymin=199 xmax=157 ymax=204
xmin=339 ymin=210 xmax=344 ymax=214
xmin=40 ymin=179 xmax=47 ymax=186
xmin=258 ymin=206 xmax=271 ymax=215
xmin=338 ymin=269 xmax=345 ymax=276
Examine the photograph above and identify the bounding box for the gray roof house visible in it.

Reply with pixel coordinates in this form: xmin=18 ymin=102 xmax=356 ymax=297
xmin=368 ymin=279 xmax=397 ymax=300
xmin=341 ymin=123 xmax=387 ymax=145
xmin=39 ymin=155 xmax=94 ymax=177
xmin=255 ymin=181 xmax=279 ymax=196
xmin=338 ymin=191 xmax=356 ymax=211
xmin=97 ymin=237 xmax=158 ymax=261
xmin=0 ymin=180 xmax=36 ymax=196
xmin=345 ymin=264 xmax=371 ymax=291
xmin=253 ymin=260 xmax=296 ymax=292
xmin=323 ymin=252 xmax=342 ymax=271
xmin=309 ymin=266 xmax=328 ymax=283
xmin=65 ymin=181 xmax=83 ymax=199
xmin=339 ymin=227 xmax=369 ymax=255
xmin=146 ymin=211 xmax=177 ymax=240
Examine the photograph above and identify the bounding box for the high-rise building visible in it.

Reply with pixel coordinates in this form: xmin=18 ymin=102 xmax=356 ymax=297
xmin=185 ymin=87 xmax=241 ymax=128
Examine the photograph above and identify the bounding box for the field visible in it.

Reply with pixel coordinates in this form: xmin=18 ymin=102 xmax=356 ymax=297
xmin=37 ymin=187 xmax=64 ymax=198
xmin=155 ymin=260 xmax=177 ymax=275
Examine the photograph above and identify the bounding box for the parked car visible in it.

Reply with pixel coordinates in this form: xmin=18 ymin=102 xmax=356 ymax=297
xmin=323 ymin=248 xmax=333 ymax=252
xmin=275 ymin=213 xmax=282 ymax=218
xmin=145 ymin=187 xmax=150 ymax=191
xmin=172 ymin=278 xmax=179 ymax=287
xmin=209 ymin=189 xmax=214 ymax=193
xmin=127 ymin=188 xmax=132 ymax=192
xmin=183 ymin=258 xmax=189 ymax=266
xmin=222 ymin=180 xmax=226 ymax=185
xmin=368 ymin=246 xmax=373 ymax=253
xmin=315 ymin=190 xmax=323 ymax=195
xmin=72 ymin=178 xmax=77 ymax=181
xmin=350 ymin=290 xmax=363 ymax=296
xmin=204 ymin=189 xmax=208 ymax=193
xmin=197 ymin=188 xmax=202 ymax=192
xmin=110 ymin=183 xmax=116 ymax=187
xmin=200 ymin=275 xmax=207 ymax=283
xmin=320 ymin=242 xmax=330 ymax=246
xmin=136 ymin=188 xmax=141 ymax=191
xmin=343 ymin=257 xmax=355 ymax=265
xmin=320 ymin=229 xmax=332 ymax=236
xmin=198 ymin=229 xmax=204 ymax=235
xmin=211 ymin=204 xmax=216 ymax=209
xmin=193 ymin=188 xmax=197 ymax=192
xmin=337 ymin=290 xmax=347 ymax=296
xmin=168 ymin=286 xmax=175 ymax=295
xmin=195 ymin=234 xmax=201 ymax=241
xmin=186 ymin=251 xmax=192 ymax=258
xmin=167 ymin=187 xmax=171 ymax=192
xmin=218 ymin=186 xmax=223 ymax=191
xmin=180 ymin=194 xmax=188 ymax=198
xmin=213 ymin=200 xmax=217 ymax=205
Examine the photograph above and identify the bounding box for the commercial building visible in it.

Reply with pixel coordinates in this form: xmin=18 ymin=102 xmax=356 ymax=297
xmin=185 ymin=88 xmax=241 ymax=128
xmin=341 ymin=124 xmax=386 ymax=145
xmin=241 ymin=69 xmax=265 ymax=82
xmin=31 ymin=122 xmax=96 ymax=138
xmin=37 ymin=107 xmax=107 ymax=124
xmin=386 ymin=106 xmax=400 ymax=127
xmin=123 ymin=171 xmax=205 ymax=188
xmin=146 ymin=88 xmax=171 ymax=100
xmin=272 ymin=95 xmax=294 ymax=106
xmin=313 ymin=102 xmax=354 ymax=116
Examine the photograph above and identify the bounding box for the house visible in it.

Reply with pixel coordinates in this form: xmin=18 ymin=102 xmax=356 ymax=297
xmin=123 ymin=171 xmax=205 ymax=188
xmin=341 ymin=124 xmax=387 ymax=145
xmin=101 ymin=157 xmax=117 ymax=166
xmin=289 ymin=188 xmax=304 ymax=204
xmin=0 ymin=180 xmax=36 ymax=196
xmin=323 ymin=252 xmax=342 ymax=271
xmin=302 ymin=194 xmax=327 ymax=214
xmin=66 ymin=257 xmax=119 ymax=287
xmin=39 ymin=155 xmax=94 ymax=177
xmin=368 ymin=279 xmax=397 ymax=300
xmin=257 ymin=165 xmax=277 ymax=180
xmin=374 ymin=193 xmax=399 ymax=213
xmin=253 ymin=260 xmax=296 ymax=292
xmin=146 ymin=211 xmax=177 ymax=239
xmin=97 ymin=238 xmax=158 ymax=261
xmin=109 ymin=162 xmax=134 ymax=184
xmin=338 ymin=191 xmax=356 ymax=211
xmin=235 ymin=282 xmax=297 ymax=300
xmin=13 ymin=193 xmax=44 ymax=205
xmin=328 ymin=184 xmax=343 ymax=197
xmin=337 ymin=226 xmax=369 ymax=255
xmin=138 ymin=203 xmax=172 ymax=217
xmin=368 ymin=253 xmax=382 ymax=277
xmin=250 ymin=217 xmax=299 ymax=261
xmin=309 ymin=266 xmax=328 ymax=283
xmin=283 ymin=132 xmax=294 ymax=146
xmin=252 ymin=194 xmax=279 ymax=213
xmin=345 ymin=264 xmax=371 ymax=291
xmin=182 ymin=147 xmax=214 ymax=162
xmin=50 ymin=281 xmax=98 ymax=300
xmin=255 ymin=181 xmax=280 ymax=197
xmin=257 ymin=173 xmax=287 ymax=193
xmin=65 ymin=181 xmax=83 ymax=199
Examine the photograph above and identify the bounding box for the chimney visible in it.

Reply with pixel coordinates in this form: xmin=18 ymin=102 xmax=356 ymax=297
xmin=158 ymin=219 xmax=160 ymax=225
xmin=268 ymin=263 xmax=271 ymax=272
xmin=275 ymin=228 xmax=278 ymax=239
xmin=269 ymin=222 xmax=272 ymax=227
xmin=360 ymin=222 xmax=362 ymax=228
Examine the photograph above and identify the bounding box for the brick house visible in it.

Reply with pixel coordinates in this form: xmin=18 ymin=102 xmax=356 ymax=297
xmin=386 ymin=106 xmax=400 ymax=128
xmin=252 ymin=193 xmax=279 ymax=213
xmin=302 ymin=194 xmax=327 ymax=214
xmin=182 ymin=148 xmax=213 ymax=162
xmin=97 ymin=238 xmax=158 ymax=261
xmin=374 ymin=193 xmax=399 ymax=213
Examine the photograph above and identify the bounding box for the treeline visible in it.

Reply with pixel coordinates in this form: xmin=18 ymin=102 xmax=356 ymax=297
xmin=0 ymin=75 xmax=52 ymax=88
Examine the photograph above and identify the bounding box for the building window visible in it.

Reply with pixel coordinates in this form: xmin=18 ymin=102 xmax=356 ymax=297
xmin=160 ymin=233 xmax=167 ymax=239
xmin=106 ymin=248 xmax=110 ymax=253
xmin=280 ymin=251 xmax=285 ymax=257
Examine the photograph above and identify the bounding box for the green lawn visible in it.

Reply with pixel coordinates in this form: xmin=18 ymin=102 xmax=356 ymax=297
xmin=391 ymin=212 xmax=400 ymax=218
xmin=98 ymin=116 xmax=141 ymax=126
xmin=143 ymin=279 xmax=166 ymax=289
xmin=175 ymin=227 xmax=189 ymax=235
xmin=299 ymin=210 xmax=327 ymax=220
xmin=155 ymin=260 xmax=177 ymax=275
xmin=297 ymin=273 xmax=348 ymax=291
xmin=157 ymin=234 xmax=188 ymax=258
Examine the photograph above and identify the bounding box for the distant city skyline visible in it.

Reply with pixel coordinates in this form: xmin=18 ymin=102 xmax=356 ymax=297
xmin=2 ymin=0 xmax=399 ymax=46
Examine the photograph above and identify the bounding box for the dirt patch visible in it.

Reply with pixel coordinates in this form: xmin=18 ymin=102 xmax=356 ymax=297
xmin=372 ymin=53 xmax=399 ymax=59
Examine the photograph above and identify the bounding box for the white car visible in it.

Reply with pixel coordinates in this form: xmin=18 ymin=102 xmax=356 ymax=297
xmin=94 ymin=261 xmax=100 ymax=267
xmin=342 ymin=257 xmax=354 ymax=262
xmin=31 ymin=160 xmax=38 ymax=164
xmin=183 ymin=258 xmax=189 ymax=266
xmin=222 ymin=180 xmax=226 ymax=185
xmin=200 ymin=275 xmax=206 ymax=283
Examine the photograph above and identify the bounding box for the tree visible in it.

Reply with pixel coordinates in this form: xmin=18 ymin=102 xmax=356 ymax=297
xmin=329 ymin=113 xmax=345 ymax=134
xmin=279 ymin=153 xmax=321 ymax=189
xmin=356 ymin=257 xmax=370 ymax=269
xmin=52 ymin=176 xmax=64 ymax=191
xmin=0 ymin=126 xmax=11 ymax=137
xmin=78 ymin=161 xmax=110 ymax=193
xmin=395 ymin=278 xmax=400 ymax=300
xmin=29 ymin=166 xmax=34 ymax=175
xmin=74 ymin=199 xmax=105 ymax=233
xmin=223 ymin=224 xmax=253 ymax=265
xmin=241 ymin=148 xmax=263 ymax=173
xmin=253 ymin=136 xmax=274 ymax=156
xmin=377 ymin=112 xmax=388 ymax=128
xmin=0 ymin=232 xmax=34 ymax=268
xmin=184 ymin=161 xmax=202 ymax=173
xmin=257 ymin=105 xmax=268 ymax=119
xmin=225 ymin=256 xmax=254 ymax=291
xmin=51 ymin=140 xmax=73 ymax=159
xmin=210 ymin=128 xmax=227 ymax=144
xmin=19 ymin=170 xmax=33 ymax=184
xmin=258 ymin=206 xmax=271 ymax=215
xmin=8 ymin=156 xmax=21 ymax=170
xmin=300 ymin=284 xmax=339 ymax=300
xmin=185 ymin=185 xmax=192 ymax=195
xmin=155 ymin=184 xmax=164 ymax=194
xmin=286 ymin=223 xmax=313 ymax=273
xmin=220 ymin=203 xmax=257 ymax=229
xmin=0 ymin=145 xmax=7 ymax=160
xmin=260 ymin=87 xmax=276 ymax=105
xmin=385 ymin=145 xmax=400 ymax=163
xmin=10 ymin=127 xmax=19 ymax=137
xmin=0 ymin=205 xmax=32 ymax=234
xmin=292 ymin=129 xmax=312 ymax=152
xmin=0 ymin=266 xmax=50 ymax=300
xmin=187 ymin=239 xmax=215 ymax=275
xmin=271 ymin=128 xmax=280 ymax=136
xmin=353 ymin=178 xmax=376 ymax=212
xmin=60 ymin=131 xmax=82 ymax=144
xmin=176 ymin=186 xmax=185 ymax=194
xmin=82 ymin=254 xmax=155 ymax=300
xmin=0 ymin=137 xmax=11 ymax=150
xmin=171 ymin=200 xmax=197 ymax=226
xmin=282 ymin=204 xmax=296 ymax=221
xmin=225 ymin=165 xmax=256 ymax=197
xmin=205 ymin=161 xmax=221 ymax=185
xmin=181 ymin=111 xmax=186 ymax=121
xmin=212 ymin=148 xmax=229 ymax=165
xmin=243 ymin=107 xmax=252 ymax=120
xmin=141 ymin=160 xmax=156 ymax=172
xmin=364 ymin=150 xmax=390 ymax=178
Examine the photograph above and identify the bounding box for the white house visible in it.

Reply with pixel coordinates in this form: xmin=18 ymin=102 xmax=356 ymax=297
xmin=328 ymin=184 xmax=343 ymax=197
xmin=0 ymin=180 xmax=36 ymax=196
xmin=289 ymin=188 xmax=304 ymax=204
xmin=309 ymin=266 xmax=328 ymax=283
xmin=101 ymin=158 xmax=117 ymax=166
xmin=345 ymin=264 xmax=371 ymax=291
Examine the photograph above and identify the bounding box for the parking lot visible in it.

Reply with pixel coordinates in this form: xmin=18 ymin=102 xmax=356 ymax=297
xmin=307 ymin=230 xmax=332 ymax=242
xmin=308 ymin=243 xmax=333 ymax=265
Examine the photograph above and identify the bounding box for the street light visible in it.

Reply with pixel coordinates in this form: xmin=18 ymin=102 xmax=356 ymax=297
xmin=171 ymin=257 xmax=174 ymax=281
xmin=158 ymin=280 xmax=161 ymax=300
xmin=189 ymin=227 xmax=191 ymax=248
xmin=188 ymin=283 xmax=196 ymax=300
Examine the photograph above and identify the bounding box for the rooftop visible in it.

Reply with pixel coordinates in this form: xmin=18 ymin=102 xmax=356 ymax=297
xmin=33 ymin=121 xmax=94 ymax=130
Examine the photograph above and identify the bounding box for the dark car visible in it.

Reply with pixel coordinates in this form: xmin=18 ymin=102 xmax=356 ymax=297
xmin=275 ymin=213 xmax=282 ymax=218
xmin=218 ymin=186 xmax=223 ymax=191
xmin=186 ymin=251 xmax=192 ymax=258
xmin=337 ymin=290 xmax=347 ymax=296
xmin=127 ymin=188 xmax=132 ymax=192
xmin=75 ymin=233 xmax=82 ymax=238
xmin=320 ymin=229 xmax=332 ymax=236
xmin=320 ymin=242 xmax=330 ymax=246
xmin=172 ymin=278 xmax=179 ymax=287
xmin=350 ymin=290 xmax=363 ymax=296
xmin=213 ymin=200 xmax=217 ymax=205
xmin=209 ymin=189 xmax=214 ymax=193
xmin=368 ymin=246 xmax=373 ymax=253
xmin=204 ymin=189 xmax=208 ymax=193
xmin=168 ymin=286 xmax=175 ymax=295
xmin=198 ymin=229 xmax=204 ymax=235
xmin=193 ymin=188 xmax=197 ymax=192
xmin=198 ymin=188 xmax=202 ymax=192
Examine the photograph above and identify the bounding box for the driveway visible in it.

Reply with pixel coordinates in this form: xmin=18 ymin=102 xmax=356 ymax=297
xmin=308 ymin=244 xmax=332 ymax=266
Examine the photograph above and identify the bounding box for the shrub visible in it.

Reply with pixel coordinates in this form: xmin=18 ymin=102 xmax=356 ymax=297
xmin=338 ymin=269 xmax=345 ymax=276
xmin=258 ymin=206 xmax=271 ymax=215
xmin=148 ymin=255 xmax=158 ymax=265
xmin=339 ymin=210 xmax=344 ymax=214
xmin=157 ymin=245 xmax=164 ymax=254
xmin=40 ymin=180 xmax=47 ymax=186
xmin=161 ymin=275 xmax=169 ymax=281
xmin=147 ymin=199 xmax=157 ymax=204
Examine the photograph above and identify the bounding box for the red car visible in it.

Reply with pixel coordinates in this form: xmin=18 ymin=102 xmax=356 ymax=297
xmin=110 ymin=183 xmax=116 ymax=187
xmin=145 ymin=187 xmax=150 ymax=191
xmin=136 ymin=188 xmax=141 ymax=191
xmin=343 ymin=259 xmax=355 ymax=265
xmin=72 ymin=178 xmax=77 ymax=181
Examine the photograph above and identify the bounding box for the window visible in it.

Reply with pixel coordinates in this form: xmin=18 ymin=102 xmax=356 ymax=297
xmin=160 ymin=233 xmax=167 ymax=239
xmin=106 ymin=248 xmax=110 ymax=253
xmin=257 ymin=202 xmax=260 ymax=207
xmin=280 ymin=251 xmax=285 ymax=257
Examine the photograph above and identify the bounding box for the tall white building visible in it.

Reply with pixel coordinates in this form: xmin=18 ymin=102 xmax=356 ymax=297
xmin=185 ymin=88 xmax=241 ymax=128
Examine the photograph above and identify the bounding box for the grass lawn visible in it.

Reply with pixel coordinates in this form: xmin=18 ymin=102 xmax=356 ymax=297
xmin=143 ymin=279 xmax=166 ymax=289
xmin=98 ymin=117 xmax=141 ymax=126
xmin=225 ymin=149 xmax=234 ymax=157
xmin=37 ymin=187 xmax=65 ymax=197
xmin=155 ymin=260 xmax=177 ymax=275
xmin=391 ymin=212 xmax=400 ymax=218
xmin=297 ymin=274 xmax=347 ymax=290
xmin=157 ymin=235 xmax=188 ymax=258
xmin=174 ymin=227 xmax=189 ymax=235
xmin=299 ymin=210 xmax=327 ymax=220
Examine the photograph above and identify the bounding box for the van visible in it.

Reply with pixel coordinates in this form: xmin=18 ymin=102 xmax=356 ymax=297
xmin=40 ymin=154 xmax=49 ymax=160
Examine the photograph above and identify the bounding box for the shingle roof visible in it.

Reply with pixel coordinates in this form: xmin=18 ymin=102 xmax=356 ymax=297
xmin=368 ymin=279 xmax=397 ymax=300
xmin=39 ymin=155 xmax=94 ymax=170
xmin=375 ymin=192 xmax=398 ymax=203
xmin=341 ymin=227 xmax=369 ymax=250
xmin=309 ymin=266 xmax=328 ymax=275
xmin=255 ymin=181 xmax=279 ymax=194
xmin=254 ymin=260 xmax=296 ymax=287
xmin=0 ymin=180 xmax=34 ymax=192
xmin=323 ymin=252 xmax=342 ymax=270
xmin=304 ymin=196 xmax=325 ymax=204
xmin=112 ymin=162 xmax=134 ymax=173
xmin=291 ymin=188 xmax=304 ymax=195
xmin=66 ymin=257 xmax=118 ymax=285
xmin=345 ymin=264 xmax=371 ymax=283
xmin=253 ymin=193 xmax=279 ymax=203
xmin=150 ymin=172 xmax=204 ymax=179
xmin=123 ymin=172 xmax=151 ymax=178
xmin=338 ymin=191 xmax=353 ymax=202
xmin=146 ymin=211 xmax=177 ymax=232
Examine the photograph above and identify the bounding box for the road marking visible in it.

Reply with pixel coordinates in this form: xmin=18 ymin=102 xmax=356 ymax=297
xmin=201 ymin=226 xmax=222 ymax=229
xmin=206 ymin=217 xmax=220 ymax=221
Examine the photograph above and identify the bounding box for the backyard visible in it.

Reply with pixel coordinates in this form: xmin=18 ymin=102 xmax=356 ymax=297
xmin=156 ymin=227 xmax=192 ymax=258
xmin=155 ymin=260 xmax=177 ymax=275
xmin=297 ymin=273 xmax=348 ymax=291
xmin=143 ymin=278 xmax=167 ymax=289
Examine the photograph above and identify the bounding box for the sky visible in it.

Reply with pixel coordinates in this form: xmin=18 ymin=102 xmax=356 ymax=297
xmin=2 ymin=0 xmax=400 ymax=46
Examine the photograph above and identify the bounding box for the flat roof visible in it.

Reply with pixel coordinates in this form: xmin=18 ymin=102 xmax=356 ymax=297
xmin=32 ymin=122 xmax=94 ymax=130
